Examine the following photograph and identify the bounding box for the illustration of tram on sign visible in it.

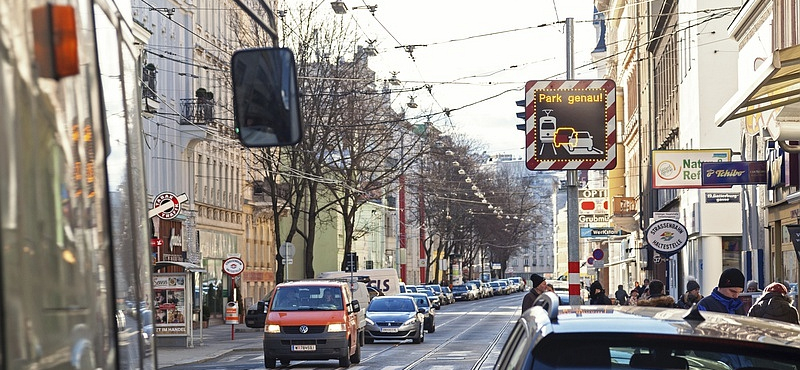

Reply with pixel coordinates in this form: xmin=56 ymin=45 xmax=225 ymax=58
xmin=539 ymin=109 xmax=557 ymax=155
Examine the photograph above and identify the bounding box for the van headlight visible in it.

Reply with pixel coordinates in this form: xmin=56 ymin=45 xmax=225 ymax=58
xmin=327 ymin=323 xmax=346 ymax=332
xmin=266 ymin=324 xmax=281 ymax=333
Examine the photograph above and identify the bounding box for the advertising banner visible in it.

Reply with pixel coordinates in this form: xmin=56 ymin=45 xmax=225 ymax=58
xmin=153 ymin=273 xmax=187 ymax=336
xmin=652 ymin=149 xmax=731 ymax=188
xmin=700 ymin=161 xmax=767 ymax=186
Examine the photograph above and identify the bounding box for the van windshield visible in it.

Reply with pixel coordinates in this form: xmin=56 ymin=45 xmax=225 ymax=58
xmin=271 ymin=287 xmax=344 ymax=311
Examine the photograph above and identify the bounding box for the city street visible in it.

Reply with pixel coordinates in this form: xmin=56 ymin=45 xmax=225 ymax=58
xmin=160 ymin=293 xmax=523 ymax=369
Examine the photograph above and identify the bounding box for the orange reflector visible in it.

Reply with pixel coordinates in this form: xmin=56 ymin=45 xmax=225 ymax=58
xmin=32 ymin=4 xmax=79 ymax=80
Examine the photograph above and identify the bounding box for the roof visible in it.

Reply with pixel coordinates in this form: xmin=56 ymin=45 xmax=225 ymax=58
xmin=276 ymin=279 xmax=347 ymax=288
xmin=528 ymin=292 xmax=800 ymax=346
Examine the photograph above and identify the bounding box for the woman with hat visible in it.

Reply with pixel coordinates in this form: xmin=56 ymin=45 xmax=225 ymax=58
xmin=747 ymin=282 xmax=799 ymax=324
xmin=677 ymin=280 xmax=703 ymax=309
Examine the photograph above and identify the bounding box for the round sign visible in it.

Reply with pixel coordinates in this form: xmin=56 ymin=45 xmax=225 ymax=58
xmin=587 ymin=257 xmax=595 ymax=265
xmin=645 ymin=219 xmax=688 ymax=257
xmin=152 ymin=192 xmax=182 ymax=220
xmin=592 ymin=248 xmax=605 ymax=261
xmin=223 ymin=257 xmax=245 ymax=276
xmin=279 ymin=242 xmax=296 ymax=258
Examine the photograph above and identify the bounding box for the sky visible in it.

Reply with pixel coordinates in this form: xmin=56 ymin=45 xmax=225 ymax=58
xmin=295 ymin=0 xmax=601 ymax=159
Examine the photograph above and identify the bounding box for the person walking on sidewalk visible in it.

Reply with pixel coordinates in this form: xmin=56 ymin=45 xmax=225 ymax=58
xmin=697 ymin=268 xmax=746 ymax=315
xmin=636 ymin=280 xmax=675 ymax=308
xmin=614 ymin=284 xmax=629 ymax=305
xmin=748 ymin=282 xmax=799 ymax=324
xmin=522 ymin=274 xmax=547 ymax=313
xmin=677 ymin=280 xmax=703 ymax=309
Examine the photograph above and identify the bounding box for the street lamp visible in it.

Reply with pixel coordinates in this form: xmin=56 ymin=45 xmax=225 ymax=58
xmin=331 ymin=1 xmax=347 ymax=14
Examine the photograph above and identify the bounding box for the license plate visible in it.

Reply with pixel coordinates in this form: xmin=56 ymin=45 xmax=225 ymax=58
xmin=380 ymin=327 xmax=398 ymax=333
xmin=291 ymin=345 xmax=316 ymax=351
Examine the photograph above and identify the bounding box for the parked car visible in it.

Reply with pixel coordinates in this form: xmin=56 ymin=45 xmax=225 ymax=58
xmin=398 ymin=293 xmax=435 ymax=332
xmin=425 ymin=284 xmax=449 ymax=305
xmin=418 ymin=288 xmax=441 ymax=309
xmin=489 ymin=281 xmax=504 ymax=296
xmin=441 ymin=286 xmax=455 ymax=304
xmin=494 ymin=292 xmax=800 ymax=370
xmin=245 ymin=302 xmax=267 ymax=328
xmin=452 ymin=284 xmax=477 ymax=301
xmin=364 ymin=296 xmax=425 ymax=344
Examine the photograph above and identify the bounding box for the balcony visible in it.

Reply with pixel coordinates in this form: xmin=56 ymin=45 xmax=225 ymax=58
xmin=180 ymin=88 xmax=215 ymax=125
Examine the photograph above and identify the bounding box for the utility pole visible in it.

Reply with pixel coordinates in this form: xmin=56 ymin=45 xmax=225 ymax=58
xmin=565 ymin=18 xmax=582 ymax=306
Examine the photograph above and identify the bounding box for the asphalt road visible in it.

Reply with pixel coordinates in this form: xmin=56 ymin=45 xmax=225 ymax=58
xmin=163 ymin=291 xmax=524 ymax=369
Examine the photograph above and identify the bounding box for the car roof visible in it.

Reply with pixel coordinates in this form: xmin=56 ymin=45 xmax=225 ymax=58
xmin=525 ymin=292 xmax=800 ymax=345
xmin=371 ymin=295 xmax=413 ymax=301
xmin=275 ymin=280 xmax=344 ymax=288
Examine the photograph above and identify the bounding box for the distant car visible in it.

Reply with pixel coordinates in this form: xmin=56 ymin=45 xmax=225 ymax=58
xmin=398 ymin=293 xmax=435 ymax=332
xmin=489 ymin=281 xmax=504 ymax=296
xmin=245 ymin=301 xmax=267 ymax=328
xmin=425 ymin=285 xmax=449 ymax=305
xmin=418 ymin=288 xmax=441 ymax=309
xmin=452 ymin=284 xmax=477 ymax=301
xmin=364 ymin=296 xmax=425 ymax=344
xmin=495 ymin=292 xmax=800 ymax=370
xmin=441 ymin=286 xmax=455 ymax=304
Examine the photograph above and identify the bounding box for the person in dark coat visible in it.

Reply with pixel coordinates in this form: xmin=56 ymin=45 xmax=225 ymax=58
xmin=614 ymin=285 xmax=629 ymax=305
xmin=637 ymin=279 xmax=675 ymax=307
xmin=748 ymin=282 xmax=799 ymax=324
xmin=589 ymin=280 xmax=612 ymax=305
xmin=697 ymin=268 xmax=746 ymax=314
xmin=521 ymin=274 xmax=547 ymax=313
xmin=677 ymin=280 xmax=703 ymax=309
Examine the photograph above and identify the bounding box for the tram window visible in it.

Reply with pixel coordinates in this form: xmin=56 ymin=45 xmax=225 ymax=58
xmin=231 ymin=48 xmax=302 ymax=147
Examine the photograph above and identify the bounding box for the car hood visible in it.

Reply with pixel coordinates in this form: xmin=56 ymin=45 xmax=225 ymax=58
xmin=366 ymin=311 xmax=416 ymax=322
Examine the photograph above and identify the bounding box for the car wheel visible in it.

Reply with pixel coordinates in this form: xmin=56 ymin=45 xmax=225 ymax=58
xmin=412 ymin=323 xmax=424 ymax=344
xmin=280 ymin=359 xmax=290 ymax=366
xmin=350 ymin=339 xmax=361 ymax=364
xmin=339 ymin=351 xmax=352 ymax=367
xmin=428 ymin=319 xmax=436 ymax=333
xmin=265 ymin=357 xmax=276 ymax=368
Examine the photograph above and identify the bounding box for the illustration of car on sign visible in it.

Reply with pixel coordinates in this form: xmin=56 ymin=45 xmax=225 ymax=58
xmin=553 ymin=127 xmax=575 ymax=148
xmin=566 ymin=131 xmax=602 ymax=154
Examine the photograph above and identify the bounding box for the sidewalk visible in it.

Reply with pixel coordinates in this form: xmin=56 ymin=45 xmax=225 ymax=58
xmin=156 ymin=322 xmax=263 ymax=368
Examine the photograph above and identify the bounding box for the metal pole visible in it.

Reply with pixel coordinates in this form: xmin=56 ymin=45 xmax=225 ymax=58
xmin=566 ymin=18 xmax=582 ymax=306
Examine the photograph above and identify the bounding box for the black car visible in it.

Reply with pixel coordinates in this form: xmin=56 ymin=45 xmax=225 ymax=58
xmin=245 ymin=301 xmax=267 ymax=328
xmin=398 ymin=293 xmax=435 ymax=332
xmin=364 ymin=296 xmax=425 ymax=344
xmin=494 ymin=292 xmax=800 ymax=370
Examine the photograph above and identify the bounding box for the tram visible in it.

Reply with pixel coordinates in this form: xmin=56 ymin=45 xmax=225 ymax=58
xmin=0 ymin=1 xmax=298 ymax=369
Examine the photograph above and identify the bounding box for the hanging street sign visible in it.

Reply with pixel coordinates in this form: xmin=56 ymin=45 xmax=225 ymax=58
xmin=524 ymin=79 xmax=617 ymax=171
xmin=222 ymin=256 xmax=245 ymax=276
xmin=701 ymin=161 xmax=768 ymax=186
xmin=645 ymin=219 xmax=688 ymax=257
xmin=149 ymin=192 xmax=188 ymax=219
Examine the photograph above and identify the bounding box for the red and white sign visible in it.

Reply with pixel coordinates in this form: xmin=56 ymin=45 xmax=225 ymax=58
xmin=524 ymin=79 xmax=617 ymax=171
xmin=149 ymin=192 xmax=188 ymax=220
xmin=223 ymin=257 xmax=245 ymax=276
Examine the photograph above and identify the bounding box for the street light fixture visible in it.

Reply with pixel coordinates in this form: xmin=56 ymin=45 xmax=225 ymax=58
xmin=331 ymin=1 xmax=348 ymax=14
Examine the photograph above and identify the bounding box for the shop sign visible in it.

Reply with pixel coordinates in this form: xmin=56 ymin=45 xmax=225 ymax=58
xmin=652 ymin=149 xmax=731 ymax=188
xmin=645 ymin=219 xmax=688 ymax=257
xmin=701 ymin=161 xmax=767 ymax=186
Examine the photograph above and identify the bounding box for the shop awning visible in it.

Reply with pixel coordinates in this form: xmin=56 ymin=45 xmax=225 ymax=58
xmin=154 ymin=261 xmax=207 ymax=273
xmin=715 ymin=44 xmax=800 ymax=127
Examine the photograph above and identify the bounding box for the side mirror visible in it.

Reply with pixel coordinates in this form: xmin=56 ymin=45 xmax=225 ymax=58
xmin=256 ymin=301 xmax=266 ymax=313
xmin=351 ymin=300 xmax=361 ymax=313
xmin=231 ymin=48 xmax=302 ymax=147
xmin=418 ymin=308 xmax=425 ymax=314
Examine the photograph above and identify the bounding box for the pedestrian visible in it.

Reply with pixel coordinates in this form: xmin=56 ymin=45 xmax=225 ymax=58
xmin=697 ymin=268 xmax=746 ymax=314
xmin=522 ymin=274 xmax=547 ymax=313
xmin=614 ymin=284 xmax=629 ymax=305
xmin=546 ymin=283 xmax=555 ymax=293
xmin=636 ymin=279 xmax=675 ymax=307
xmin=677 ymin=280 xmax=703 ymax=309
xmin=637 ymin=278 xmax=650 ymax=297
xmin=747 ymin=282 xmax=799 ymax=324
xmin=589 ymin=280 xmax=612 ymax=305
xmin=628 ymin=289 xmax=640 ymax=305
xmin=746 ymin=280 xmax=759 ymax=293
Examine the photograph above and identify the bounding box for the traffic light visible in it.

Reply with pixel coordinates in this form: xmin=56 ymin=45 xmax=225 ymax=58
xmin=515 ymin=99 xmax=525 ymax=131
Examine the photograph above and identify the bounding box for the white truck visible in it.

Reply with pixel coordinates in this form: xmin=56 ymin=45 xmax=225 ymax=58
xmin=317 ymin=268 xmax=401 ymax=296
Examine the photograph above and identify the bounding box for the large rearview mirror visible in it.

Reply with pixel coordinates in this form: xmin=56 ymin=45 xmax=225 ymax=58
xmin=231 ymin=48 xmax=302 ymax=147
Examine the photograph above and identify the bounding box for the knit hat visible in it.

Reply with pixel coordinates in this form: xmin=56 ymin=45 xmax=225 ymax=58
xmin=530 ymin=274 xmax=545 ymax=288
xmin=746 ymin=280 xmax=759 ymax=291
xmin=648 ymin=279 xmax=665 ymax=295
xmin=764 ymin=282 xmax=788 ymax=295
xmin=718 ymin=268 xmax=745 ymax=289
xmin=686 ymin=280 xmax=700 ymax=292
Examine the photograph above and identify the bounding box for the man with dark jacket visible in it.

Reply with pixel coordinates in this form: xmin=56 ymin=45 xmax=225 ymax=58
xmin=748 ymin=282 xmax=799 ymax=324
xmin=697 ymin=268 xmax=746 ymax=314
xmin=636 ymin=279 xmax=675 ymax=307
xmin=614 ymin=285 xmax=629 ymax=305
xmin=677 ymin=280 xmax=703 ymax=309
xmin=521 ymin=274 xmax=547 ymax=313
